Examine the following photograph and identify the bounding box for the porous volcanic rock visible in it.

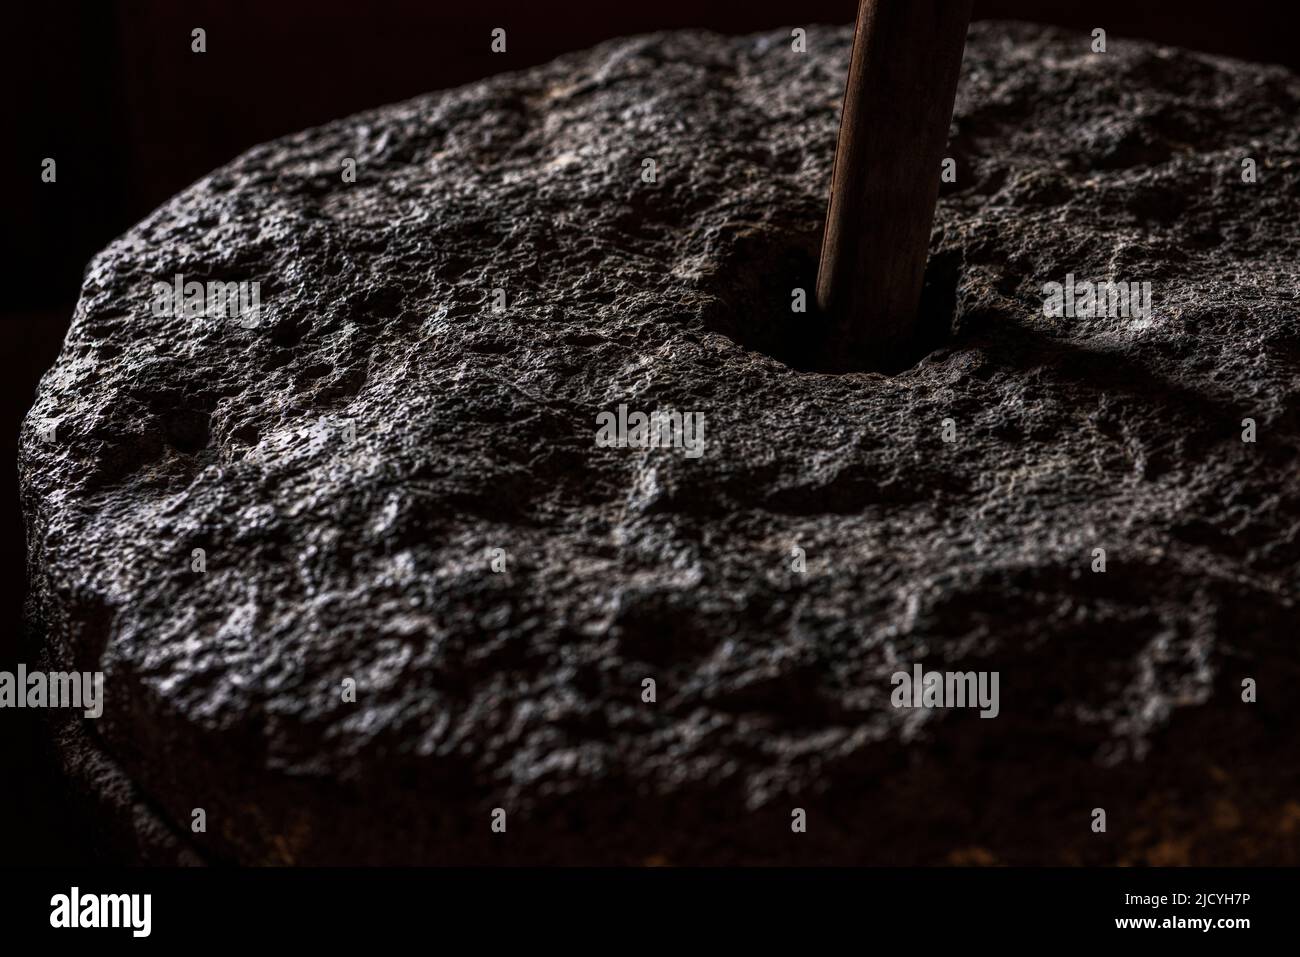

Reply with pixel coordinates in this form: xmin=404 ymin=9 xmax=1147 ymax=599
xmin=20 ymin=22 xmax=1300 ymax=864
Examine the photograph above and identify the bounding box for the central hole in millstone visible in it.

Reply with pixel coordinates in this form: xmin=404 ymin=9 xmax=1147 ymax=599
xmin=700 ymin=235 xmax=959 ymax=374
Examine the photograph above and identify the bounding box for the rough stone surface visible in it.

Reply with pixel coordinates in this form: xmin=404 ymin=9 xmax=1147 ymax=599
xmin=20 ymin=22 xmax=1300 ymax=864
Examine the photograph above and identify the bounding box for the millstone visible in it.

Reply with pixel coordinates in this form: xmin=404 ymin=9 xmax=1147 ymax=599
xmin=20 ymin=22 xmax=1300 ymax=864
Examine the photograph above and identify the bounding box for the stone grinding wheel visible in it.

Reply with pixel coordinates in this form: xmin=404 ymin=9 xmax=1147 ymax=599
xmin=19 ymin=22 xmax=1300 ymax=865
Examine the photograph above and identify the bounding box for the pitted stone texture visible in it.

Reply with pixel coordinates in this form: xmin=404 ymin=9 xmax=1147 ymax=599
xmin=21 ymin=22 xmax=1300 ymax=864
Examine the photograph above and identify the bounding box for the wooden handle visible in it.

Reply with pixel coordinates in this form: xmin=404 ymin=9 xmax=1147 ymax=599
xmin=816 ymin=0 xmax=973 ymax=371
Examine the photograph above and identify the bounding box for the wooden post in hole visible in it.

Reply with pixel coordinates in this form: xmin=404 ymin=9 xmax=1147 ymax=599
xmin=816 ymin=0 xmax=973 ymax=370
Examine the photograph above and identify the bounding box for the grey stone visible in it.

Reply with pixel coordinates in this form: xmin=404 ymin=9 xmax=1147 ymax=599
xmin=20 ymin=22 xmax=1300 ymax=864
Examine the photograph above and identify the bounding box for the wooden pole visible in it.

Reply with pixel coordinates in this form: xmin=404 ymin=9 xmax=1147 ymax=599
xmin=816 ymin=0 xmax=973 ymax=370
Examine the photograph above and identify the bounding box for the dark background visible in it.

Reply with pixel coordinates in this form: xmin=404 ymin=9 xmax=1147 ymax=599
xmin=1 ymin=0 xmax=1293 ymax=865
